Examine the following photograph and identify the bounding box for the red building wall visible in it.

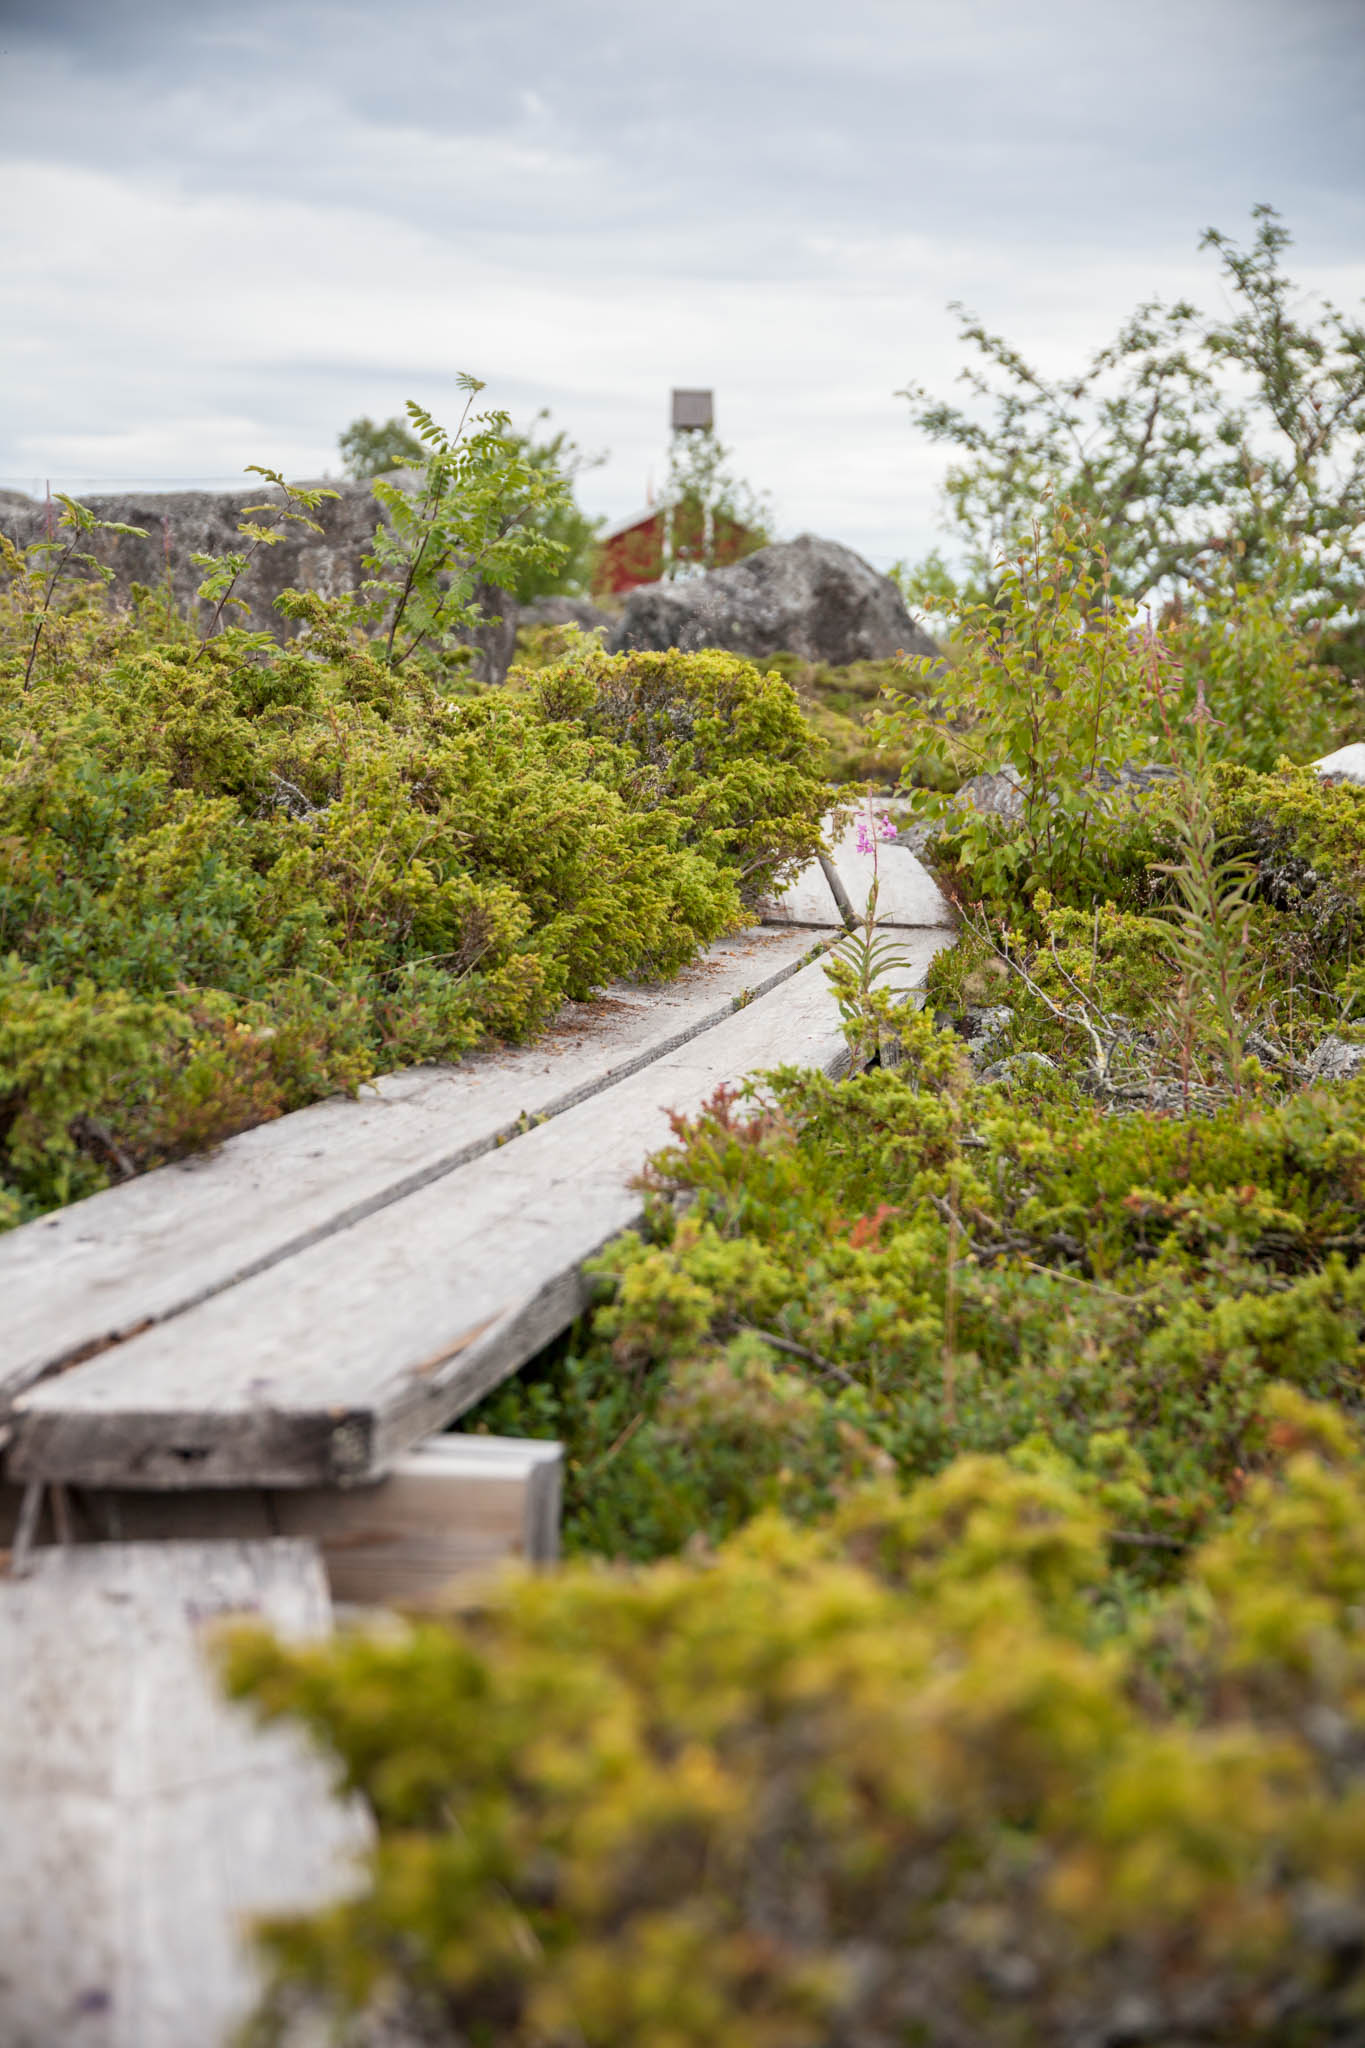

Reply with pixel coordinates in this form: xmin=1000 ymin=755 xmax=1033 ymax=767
xmin=593 ymin=506 xmax=756 ymax=597
xmin=595 ymin=512 xmax=666 ymax=595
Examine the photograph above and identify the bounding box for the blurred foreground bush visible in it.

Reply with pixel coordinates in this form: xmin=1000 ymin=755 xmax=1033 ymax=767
xmin=228 ymin=1389 xmax=1365 ymax=2047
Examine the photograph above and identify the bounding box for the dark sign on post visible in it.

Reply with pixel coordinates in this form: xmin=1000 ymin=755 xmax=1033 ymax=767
xmin=671 ymin=389 xmax=714 ymax=432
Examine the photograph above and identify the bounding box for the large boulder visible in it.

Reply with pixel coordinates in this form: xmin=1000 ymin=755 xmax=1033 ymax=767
xmin=607 ymin=534 xmax=939 ymax=666
xmin=0 ymin=481 xmax=380 ymax=627
xmin=0 ymin=482 xmax=518 ymax=684
xmin=518 ymin=594 xmax=615 ymax=637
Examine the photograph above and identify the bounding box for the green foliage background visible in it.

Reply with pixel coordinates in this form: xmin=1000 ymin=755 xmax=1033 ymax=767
xmin=339 ymin=406 xmax=603 ymax=600
xmin=879 ymin=505 xmax=1354 ymax=909
xmin=899 ymin=208 xmax=1365 ymax=625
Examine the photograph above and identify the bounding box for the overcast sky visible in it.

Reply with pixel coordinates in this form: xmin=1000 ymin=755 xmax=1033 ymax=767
xmin=2 ymin=0 xmax=1363 ymax=569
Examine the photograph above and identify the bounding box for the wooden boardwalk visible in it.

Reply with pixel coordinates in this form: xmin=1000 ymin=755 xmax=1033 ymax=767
xmin=2 ymin=831 xmax=953 ymax=1496
xmin=1 ymin=925 xmax=826 ymax=1411
xmin=0 ymin=828 xmax=954 ymax=2046
xmin=7 ymin=926 xmax=951 ymax=1489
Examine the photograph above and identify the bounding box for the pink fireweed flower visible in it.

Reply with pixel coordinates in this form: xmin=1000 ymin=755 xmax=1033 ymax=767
xmin=855 ymin=806 xmax=898 ymax=857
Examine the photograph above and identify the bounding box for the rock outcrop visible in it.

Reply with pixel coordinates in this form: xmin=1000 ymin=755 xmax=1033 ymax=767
xmin=608 ymin=535 xmax=939 ymax=667
xmin=0 ymin=482 xmax=518 ymax=684
xmin=1314 ymin=743 xmax=1365 ymax=786
xmin=0 ymin=481 xmax=379 ymax=626
xmin=1308 ymin=1033 xmax=1365 ymax=1083
xmin=518 ymin=594 xmax=615 ymax=637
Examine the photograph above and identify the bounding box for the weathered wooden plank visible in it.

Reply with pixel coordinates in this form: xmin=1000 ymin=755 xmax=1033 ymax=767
xmin=0 ymin=1435 xmax=562 ymax=1606
xmin=823 ymin=813 xmax=955 ymax=927
xmin=0 ymin=925 xmax=827 ymax=1416
xmin=758 ymin=853 xmax=843 ymax=925
xmin=10 ymin=933 xmax=953 ymax=1489
xmin=760 ymin=811 xmax=954 ymax=928
xmin=0 ymin=1539 xmax=369 ymax=2048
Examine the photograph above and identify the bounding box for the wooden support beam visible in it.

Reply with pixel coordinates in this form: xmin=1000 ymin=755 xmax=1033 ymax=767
xmin=0 ymin=1435 xmax=562 ymax=1606
xmin=277 ymin=1435 xmax=562 ymax=1605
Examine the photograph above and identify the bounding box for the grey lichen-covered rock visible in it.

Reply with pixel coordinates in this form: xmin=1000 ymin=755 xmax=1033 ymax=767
xmin=937 ymin=1004 xmax=1014 ymax=1070
xmin=953 ymin=768 xmax=1028 ymax=823
xmin=455 ymin=581 xmax=520 ymax=686
xmin=0 ymin=480 xmax=379 ymax=627
xmin=1308 ymin=1034 xmax=1365 ymax=1083
xmin=893 ymin=771 xmax=1026 ymax=853
xmin=608 ymin=535 xmax=939 ymax=667
xmin=980 ymin=1050 xmax=1058 ymax=1085
xmin=895 ymin=761 xmax=1176 ymax=853
xmin=0 ymin=483 xmax=519 ymax=685
xmin=518 ymin=594 xmax=614 ymax=637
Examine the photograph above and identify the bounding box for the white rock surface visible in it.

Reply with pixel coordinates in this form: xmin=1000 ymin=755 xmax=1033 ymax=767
xmin=1312 ymin=743 xmax=1365 ymax=785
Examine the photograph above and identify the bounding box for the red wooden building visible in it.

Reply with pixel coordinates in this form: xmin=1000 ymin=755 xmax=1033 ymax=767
xmin=593 ymin=389 xmax=756 ymax=596
xmin=594 ymin=500 xmax=756 ymax=596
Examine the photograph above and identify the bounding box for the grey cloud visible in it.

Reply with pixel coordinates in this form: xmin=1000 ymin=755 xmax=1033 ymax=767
xmin=1 ymin=0 xmax=1362 ymax=564
xmin=5 ymin=0 xmax=1364 ymax=248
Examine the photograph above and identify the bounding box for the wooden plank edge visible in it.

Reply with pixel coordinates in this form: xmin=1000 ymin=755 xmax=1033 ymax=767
xmin=0 ymin=1537 xmax=370 ymax=2048
xmin=5 ymin=938 xmax=943 ymax=1493
xmin=0 ymin=926 xmax=840 ymax=1411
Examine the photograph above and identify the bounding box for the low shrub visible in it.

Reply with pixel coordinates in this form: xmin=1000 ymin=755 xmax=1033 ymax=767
xmin=215 ymin=506 xmax=1365 ymax=2046
xmin=877 ymin=509 xmax=1357 ymax=914
xmin=910 ymin=758 xmax=1365 ymax=1104
xmin=226 ymin=1391 xmax=1365 ymax=2046
xmin=467 ymin=734 xmax=1365 ymax=1567
xmin=474 ymin=1030 xmax=1365 ymax=1568
xmin=0 ymin=580 xmax=826 ymax=1223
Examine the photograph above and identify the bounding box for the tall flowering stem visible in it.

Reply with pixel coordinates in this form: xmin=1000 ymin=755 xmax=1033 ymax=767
xmin=827 ymin=797 xmax=917 ymax=1068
